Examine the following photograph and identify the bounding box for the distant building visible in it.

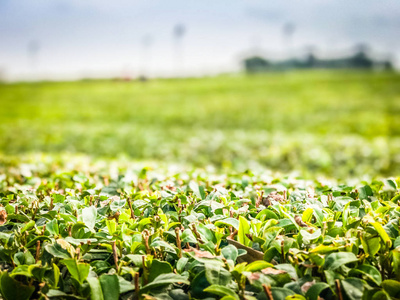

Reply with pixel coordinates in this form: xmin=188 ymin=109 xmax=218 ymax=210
xmin=243 ymin=57 xmax=270 ymax=73
xmin=243 ymin=50 xmax=393 ymax=73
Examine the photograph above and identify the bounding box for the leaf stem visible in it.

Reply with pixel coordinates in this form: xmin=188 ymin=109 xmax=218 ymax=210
xmin=335 ymin=279 xmax=343 ymax=300
xmin=35 ymin=240 xmax=41 ymax=263
xmin=142 ymin=229 xmax=151 ymax=255
xmin=175 ymin=227 xmax=182 ymax=258
xmin=112 ymin=240 xmax=119 ymax=272
xmin=135 ymin=272 xmax=140 ymax=297
xmin=262 ymin=284 xmax=273 ymax=300
xmin=142 ymin=256 xmax=148 ymax=285
xmin=127 ymin=197 xmax=135 ymax=219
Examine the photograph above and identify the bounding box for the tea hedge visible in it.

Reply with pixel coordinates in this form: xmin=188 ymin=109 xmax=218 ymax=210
xmin=0 ymin=160 xmax=399 ymax=299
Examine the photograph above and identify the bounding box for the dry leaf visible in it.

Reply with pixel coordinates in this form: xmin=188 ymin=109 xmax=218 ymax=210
xmin=184 ymin=247 xmax=215 ymax=259
xmin=262 ymin=197 xmax=271 ymax=207
xmin=227 ymin=238 xmax=264 ymax=263
xmin=267 ymin=192 xmax=285 ymax=203
xmin=247 ymin=272 xmax=261 ymax=281
xmin=164 ymin=184 xmax=176 ymax=191
xmin=100 ymin=200 xmax=109 ymax=207
xmin=294 ymin=215 xmax=308 ymax=227
xmin=0 ymin=210 xmax=7 ymax=225
xmin=57 ymin=239 xmax=72 ymax=250
xmin=261 ymin=267 xmax=287 ymax=275
xmin=301 ymin=280 xmax=316 ymax=293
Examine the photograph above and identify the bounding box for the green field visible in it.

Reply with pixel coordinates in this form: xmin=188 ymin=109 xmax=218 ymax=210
xmin=1 ymin=71 xmax=400 ymax=176
xmin=1 ymin=71 xmax=400 ymax=300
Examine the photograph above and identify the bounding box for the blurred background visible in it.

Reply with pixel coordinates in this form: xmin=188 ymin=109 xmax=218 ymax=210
xmin=1 ymin=0 xmax=400 ymax=178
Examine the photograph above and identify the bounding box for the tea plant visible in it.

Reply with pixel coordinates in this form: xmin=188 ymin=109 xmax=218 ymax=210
xmin=1 ymin=71 xmax=400 ymax=177
xmin=0 ymin=160 xmax=399 ymax=299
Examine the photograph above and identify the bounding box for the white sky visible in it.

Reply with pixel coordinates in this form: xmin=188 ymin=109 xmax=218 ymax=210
xmin=0 ymin=0 xmax=399 ymax=80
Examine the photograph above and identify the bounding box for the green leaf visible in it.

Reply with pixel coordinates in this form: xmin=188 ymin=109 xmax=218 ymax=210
xmin=46 ymin=219 xmax=59 ymax=236
xmin=0 ymin=272 xmax=35 ymax=300
xmin=361 ymin=236 xmax=381 ymax=257
xmin=300 ymin=229 xmax=321 ymax=244
xmin=341 ymin=278 xmax=367 ymax=300
xmin=148 ymin=260 xmax=173 ymax=283
xmin=53 ymin=194 xmax=65 ymax=203
xmin=99 ymin=274 xmax=119 ymax=300
xmin=302 ymin=208 xmax=313 ymax=223
xmin=190 ymin=270 xmax=210 ymax=298
xmin=238 ymin=216 xmax=251 ymax=247
xmin=87 ymin=277 xmax=104 ymax=300
xmin=125 ymin=254 xmax=145 ymax=267
xmin=0 ymin=232 xmax=11 ymax=242
xmin=80 ymin=206 xmax=97 ymax=231
xmin=310 ymin=244 xmax=341 ymax=254
xmin=221 ymin=244 xmax=238 ymax=262
xmin=181 ymin=229 xmax=198 ymax=244
xmin=256 ymin=209 xmax=278 ymax=221
xmin=305 ymin=282 xmax=330 ymax=300
xmin=228 ymin=238 xmax=264 ymax=263
xmin=368 ymin=218 xmax=392 ymax=248
xmin=275 ymin=264 xmax=298 ymax=280
xmin=106 ymin=219 xmax=117 ymax=235
xmin=205 ymin=262 xmax=232 ymax=285
xmin=20 ymin=220 xmax=35 ymax=234
xmin=25 ymin=236 xmax=52 ymax=248
xmin=14 ymin=250 xmax=35 ymax=266
xmin=203 ymin=285 xmax=239 ymax=299
xmin=392 ymin=248 xmax=400 ymax=280
xmin=220 ymin=297 xmax=239 ymax=300
xmin=9 ymin=265 xmax=32 ymax=278
xmin=51 ymin=263 xmax=60 ymax=289
xmin=390 ymin=194 xmax=400 ymax=203
xmin=110 ymin=199 xmax=126 ymax=212
xmin=196 ymin=223 xmax=216 ymax=243
xmin=286 ymin=296 xmax=306 ymax=300
xmin=118 ymin=276 xmax=135 ymax=294
xmin=140 ymin=273 xmax=189 ymax=294
xmin=324 ymin=252 xmax=358 ymax=270
xmin=385 ymin=179 xmax=397 ymax=190
xmin=190 ymin=182 xmax=206 ymax=200
xmin=150 ymin=239 xmax=177 ymax=253
xmin=312 ymin=207 xmax=324 ymax=227
xmin=64 ymin=237 xmax=97 ymax=246
xmin=244 ymin=260 xmax=274 ymax=272
xmin=349 ymin=264 xmax=382 ymax=286
xmin=61 ymin=259 xmax=90 ymax=285
xmin=270 ymin=287 xmax=295 ymax=299
xmin=359 ymin=185 xmax=373 ymax=200
xmin=45 ymin=289 xmax=86 ymax=299
xmin=370 ymin=290 xmax=391 ymax=300
xmin=214 ymin=218 xmax=240 ymax=230
xmin=262 ymin=226 xmax=283 ymax=249
xmin=176 ymin=257 xmax=189 ymax=273
xmin=382 ymin=280 xmax=400 ymax=298
xmin=45 ymin=240 xmax=74 ymax=259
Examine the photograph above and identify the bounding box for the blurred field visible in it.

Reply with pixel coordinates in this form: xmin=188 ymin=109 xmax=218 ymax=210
xmin=1 ymin=71 xmax=400 ymax=177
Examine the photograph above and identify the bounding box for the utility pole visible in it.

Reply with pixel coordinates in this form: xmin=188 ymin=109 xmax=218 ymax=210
xmin=282 ymin=22 xmax=295 ymax=59
xmin=140 ymin=34 xmax=153 ymax=80
xmin=173 ymin=23 xmax=186 ymax=77
xmin=27 ymin=40 xmax=40 ymax=79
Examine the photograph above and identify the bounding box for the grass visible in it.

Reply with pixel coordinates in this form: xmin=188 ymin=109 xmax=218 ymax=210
xmin=1 ymin=70 xmax=400 ymax=177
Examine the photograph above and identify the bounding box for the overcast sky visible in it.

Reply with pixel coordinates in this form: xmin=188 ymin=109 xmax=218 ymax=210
xmin=1 ymin=0 xmax=399 ymax=80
